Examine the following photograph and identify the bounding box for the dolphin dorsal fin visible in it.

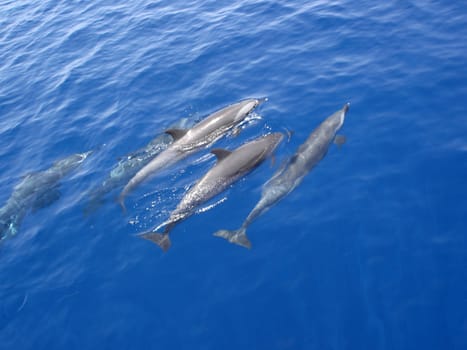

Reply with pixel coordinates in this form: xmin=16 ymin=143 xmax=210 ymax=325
xmin=211 ymin=148 xmax=232 ymax=161
xmin=165 ymin=128 xmax=187 ymax=141
xmin=20 ymin=172 xmax=36 ymax=180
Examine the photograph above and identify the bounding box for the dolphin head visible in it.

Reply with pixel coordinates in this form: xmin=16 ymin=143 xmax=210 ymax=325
xmin=233 ymin=98 xmax=266 ymax=123
xmin=338 ymin=102 xmax=350 ymax=128
xmin=258 ymin=132 xmax=284 ymax=156
xmin=326 ymin=102 xmax=350 ymax=132
xmin=52 ymin=151 xmax=93 ymax=175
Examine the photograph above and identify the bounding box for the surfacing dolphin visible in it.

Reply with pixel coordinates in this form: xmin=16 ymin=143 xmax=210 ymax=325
xmin=118 ymin=98 xmax=265 ymax=212
xmin=138 ymin=132 xmax=284 ymax=252
xmin=85 ymin=118 xmax=192 ymax=213
xmin=0 ymin=151 xmax=92 ymax=242
xmin=214 ymin=103 xmax=350 ymax=248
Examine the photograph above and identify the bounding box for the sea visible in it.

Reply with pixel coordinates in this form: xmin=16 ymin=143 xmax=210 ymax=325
xmin=1 ymin=1 xmax=466 ymax=349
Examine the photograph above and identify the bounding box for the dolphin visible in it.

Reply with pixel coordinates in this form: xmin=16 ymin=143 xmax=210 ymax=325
xmin=118 ymin=98 xmax=265 ymax=212
xmin=85 ymin=118 xmax=192 ymax=213
xmin=214 ymin=103 xmax=350 ymax=248
xmin=0 ymin=151 xmax=92 ymax=242
xmin=138 ymin=132 xmax=284 ymax=252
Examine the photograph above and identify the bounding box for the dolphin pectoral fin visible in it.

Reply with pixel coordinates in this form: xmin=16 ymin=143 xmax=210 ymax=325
xmin=214 ymin=228 xmax=251 ymax=249
xmin=334 ymin=135 xmax=346 ymax=147
xmin=165 ymin=128 xmax=187 ymax=141
xmin=138 ymin=232 xmax=172 ymax=252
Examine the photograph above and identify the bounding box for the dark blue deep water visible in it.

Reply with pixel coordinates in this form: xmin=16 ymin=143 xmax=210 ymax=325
xmin=1 ymin=1 xmax=466 ymax=349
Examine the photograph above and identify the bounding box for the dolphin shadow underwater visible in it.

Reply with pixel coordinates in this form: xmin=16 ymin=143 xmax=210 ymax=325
xmin=214 ymin=103 xmax=350 ymax=248
xmin=0 ymin=151 xmax=92 ymax=243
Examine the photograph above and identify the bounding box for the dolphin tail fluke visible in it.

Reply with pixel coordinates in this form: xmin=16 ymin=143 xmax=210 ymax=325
xmin=213 ymin=228 xmax=251 ymax=249
xmin=139 ymin=232 xmax=172 ymax=252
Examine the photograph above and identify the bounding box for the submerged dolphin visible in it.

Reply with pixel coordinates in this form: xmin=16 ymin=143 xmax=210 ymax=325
xmin=118 ymin=98 xmax=265 ymax=212
xmin=85 ymin=118 xmax=192 ymax=213
xmin=138 ymin=132 xmax=284 ymax=252
xmin=0 ymin=151 xmax=92 ymax=242
xmin=214 ymin=103 xmax=350 ymax=248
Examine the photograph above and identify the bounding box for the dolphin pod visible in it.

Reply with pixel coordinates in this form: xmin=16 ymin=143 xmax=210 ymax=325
xmin=0 ymin=151 xmax=92 ymax=242
xmin=214 ymin=103 xmax=350 ymax=248
xmin=0 ymin=98 xmax=350 ymax=252
xmin=118 ymin=98 xmax=265 ymax=212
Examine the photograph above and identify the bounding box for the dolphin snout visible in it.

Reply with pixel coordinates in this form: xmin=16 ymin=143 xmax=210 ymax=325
xmin=266 ymin=132 xmax=285 ymax=149
xmin=79 ymin=150 xmax=94 ymax=161
xmin=256 ymin=97 xmax=269 ymax=107
xmin=343 ymin=102 xmax=350 ymax=114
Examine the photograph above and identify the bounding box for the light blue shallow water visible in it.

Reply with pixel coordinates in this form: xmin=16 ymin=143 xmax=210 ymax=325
xmin=1 ymin=1 xmax=467 ymax=349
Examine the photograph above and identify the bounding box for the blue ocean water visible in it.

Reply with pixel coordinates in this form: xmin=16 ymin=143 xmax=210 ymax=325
xmin=1 ymin=0 xmax=467 ymax=349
